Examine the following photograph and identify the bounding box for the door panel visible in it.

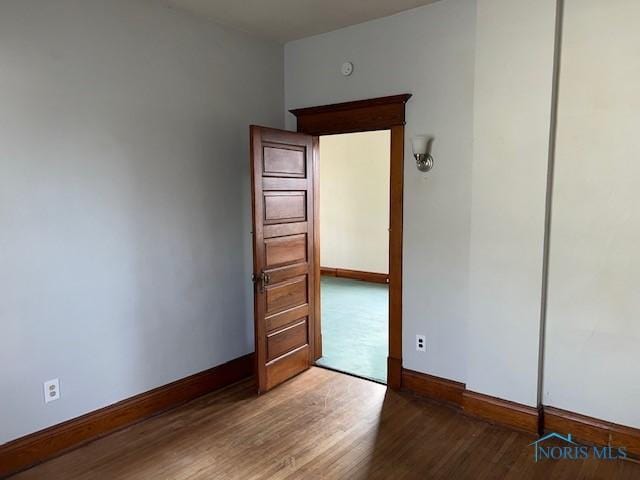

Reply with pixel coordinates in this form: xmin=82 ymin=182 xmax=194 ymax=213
xmin=265 ymin=345 xmax=309 ymax=390
xmin=263 ymin=191 xmax=307 ymax=224
xmin=267 ymin=320 xmax=308 ymax=361
xmin=263 ymin=222 xmax=307 ymax=239
xmin=266 ymin=304 xmax=309 ymax=332
xmin=263 ymin=146 xmax=306 ymax=177
xmin=266 ymin=275 xmax=307 ymax=316
xmin=250 ymin=126 xmax=316 ymax=393
xmin=264 ymin=234 xmax=307 ymax=268
xmin=266 ymin=263 xmax=308 ymax=284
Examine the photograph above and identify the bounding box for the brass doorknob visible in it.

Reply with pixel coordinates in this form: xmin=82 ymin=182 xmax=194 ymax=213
xmin=253 ymin=271 xmax=271 ymax=292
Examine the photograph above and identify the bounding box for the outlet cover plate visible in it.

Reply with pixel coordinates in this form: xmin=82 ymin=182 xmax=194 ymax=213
xmin=44 ymin=378 xmax=60 ymax=403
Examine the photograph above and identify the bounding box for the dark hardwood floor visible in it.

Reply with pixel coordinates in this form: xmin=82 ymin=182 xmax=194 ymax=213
xmin=11 ymin=368 xmax=640 ymax=479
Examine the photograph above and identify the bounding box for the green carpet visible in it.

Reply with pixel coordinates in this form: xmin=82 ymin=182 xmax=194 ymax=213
xmin=316 ymin=276 xmax=388 ymax=383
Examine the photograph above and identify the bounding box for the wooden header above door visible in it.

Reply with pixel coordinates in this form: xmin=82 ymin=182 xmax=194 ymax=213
xmin=289 ymin=93 xmax=411 ymax=389
xmin=289 ymin=94 xmax=412 ymax=135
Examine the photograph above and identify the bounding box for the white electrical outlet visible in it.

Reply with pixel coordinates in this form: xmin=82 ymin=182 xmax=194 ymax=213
xmin=44 ymin=378 xmax=60 ymax=403
xmin=416 ymin=335 xmax=426 ymax=352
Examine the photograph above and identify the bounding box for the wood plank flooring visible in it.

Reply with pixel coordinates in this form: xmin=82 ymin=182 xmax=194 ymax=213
xmin=11 ymin=368 xmax=640 ymax=479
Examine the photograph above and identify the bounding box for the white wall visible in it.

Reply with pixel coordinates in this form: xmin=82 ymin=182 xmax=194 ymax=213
xmin=544 ymin=0 xmax=640 ymax=428
xmin=319 ymin=131 xmax=390 ymax=274
xmin=286 ymin=0 xmax=476 ymax=382
xmin=0 ymin=0 xmax=283 ymax=443
xmin=467 ymin=0 xmax=557 ymax=406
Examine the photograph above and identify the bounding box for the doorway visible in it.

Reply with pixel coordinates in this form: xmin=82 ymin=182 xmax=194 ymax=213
xmin=250 ymin=95 xmax=409 ymax=393
xmin=291 ymin=94 xmax=409 ymax=389
xmin=315 ymin=131 xmax=390 ymax=383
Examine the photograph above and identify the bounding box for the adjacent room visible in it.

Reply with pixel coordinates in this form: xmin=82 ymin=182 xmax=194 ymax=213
xmin=316 ymin=131 xmax=390 ymax=383
xmin=1 ymin=0 xmax=639 ymax=479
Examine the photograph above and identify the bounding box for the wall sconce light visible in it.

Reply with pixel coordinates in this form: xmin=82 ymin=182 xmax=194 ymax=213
xmin=412 ymin=135 xmax=434 ymax=172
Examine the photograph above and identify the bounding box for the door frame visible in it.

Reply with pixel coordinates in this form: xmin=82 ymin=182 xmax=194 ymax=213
xmin=290 ymin=94 xmax=411 ymax=389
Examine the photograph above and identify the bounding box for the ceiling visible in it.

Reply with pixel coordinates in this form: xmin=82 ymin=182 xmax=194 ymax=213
xmin=166 ymin=0 xmax=440 ymax=43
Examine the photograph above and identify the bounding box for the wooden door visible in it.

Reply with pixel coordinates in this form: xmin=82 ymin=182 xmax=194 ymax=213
xmin=250 ymin=126 xmax=317 ymax=393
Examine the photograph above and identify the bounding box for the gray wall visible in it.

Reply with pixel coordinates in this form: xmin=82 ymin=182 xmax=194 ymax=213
xmin=286 ymin=0 xmax=640 ymax=427
xmin=544 ymin=0 xmax=640 ymax=428
xmin=3 ymin=0 xmax=639 ymax=445
xmin=284 ymin=0 xmax=555 ymax=407
xmin=286 ymin=0 xmax=476 ymax=383
xmin=0 ymin=0 xmax=283 ymax=443
xmin=468 ymin=0 xmax=556 ymax=406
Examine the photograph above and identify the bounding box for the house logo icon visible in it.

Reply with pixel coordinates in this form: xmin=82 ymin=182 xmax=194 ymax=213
xmin=529 ymin=433 xmax=576 ymax=462
xmin=529 ymin=432 xmax=627 ymax=462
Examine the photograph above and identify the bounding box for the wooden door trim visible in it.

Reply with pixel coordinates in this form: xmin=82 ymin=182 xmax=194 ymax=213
xmin=290 ymin=94 xmax=412 ymax=136
xmin=311 ymin=136 xmax=321 ymax=359
xmin=290 ymin=94 xmax=411 ymax=389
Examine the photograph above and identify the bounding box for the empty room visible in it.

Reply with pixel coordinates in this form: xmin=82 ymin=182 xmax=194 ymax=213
xmin=317 ymin=130 xmax=390 ymax=383
xmin=1 ymin=0 xmax=639 ymax=479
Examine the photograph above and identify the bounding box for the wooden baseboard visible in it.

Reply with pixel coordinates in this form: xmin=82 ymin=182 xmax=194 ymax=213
xmin=400 ymin=368 xmax=538 ymax=434
xmin=544 ymin=406 xmax=640 ymax=459
xmin=400 ymin=367 xmax=640 ymax=452
xmin=0 ymin=353 xmax=254 ymax=478
xmin=401 ymin=369 xmax=465 ymax=407
xmin=402 ymin=369 xmax=640 ymax=456
xmin=387 ymin=357 xmax=402 ymax=390
xmin=320 ymin=267 xmax=388 ymax=284
xmin=462 ymin=391 xmax=540 ymax=434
